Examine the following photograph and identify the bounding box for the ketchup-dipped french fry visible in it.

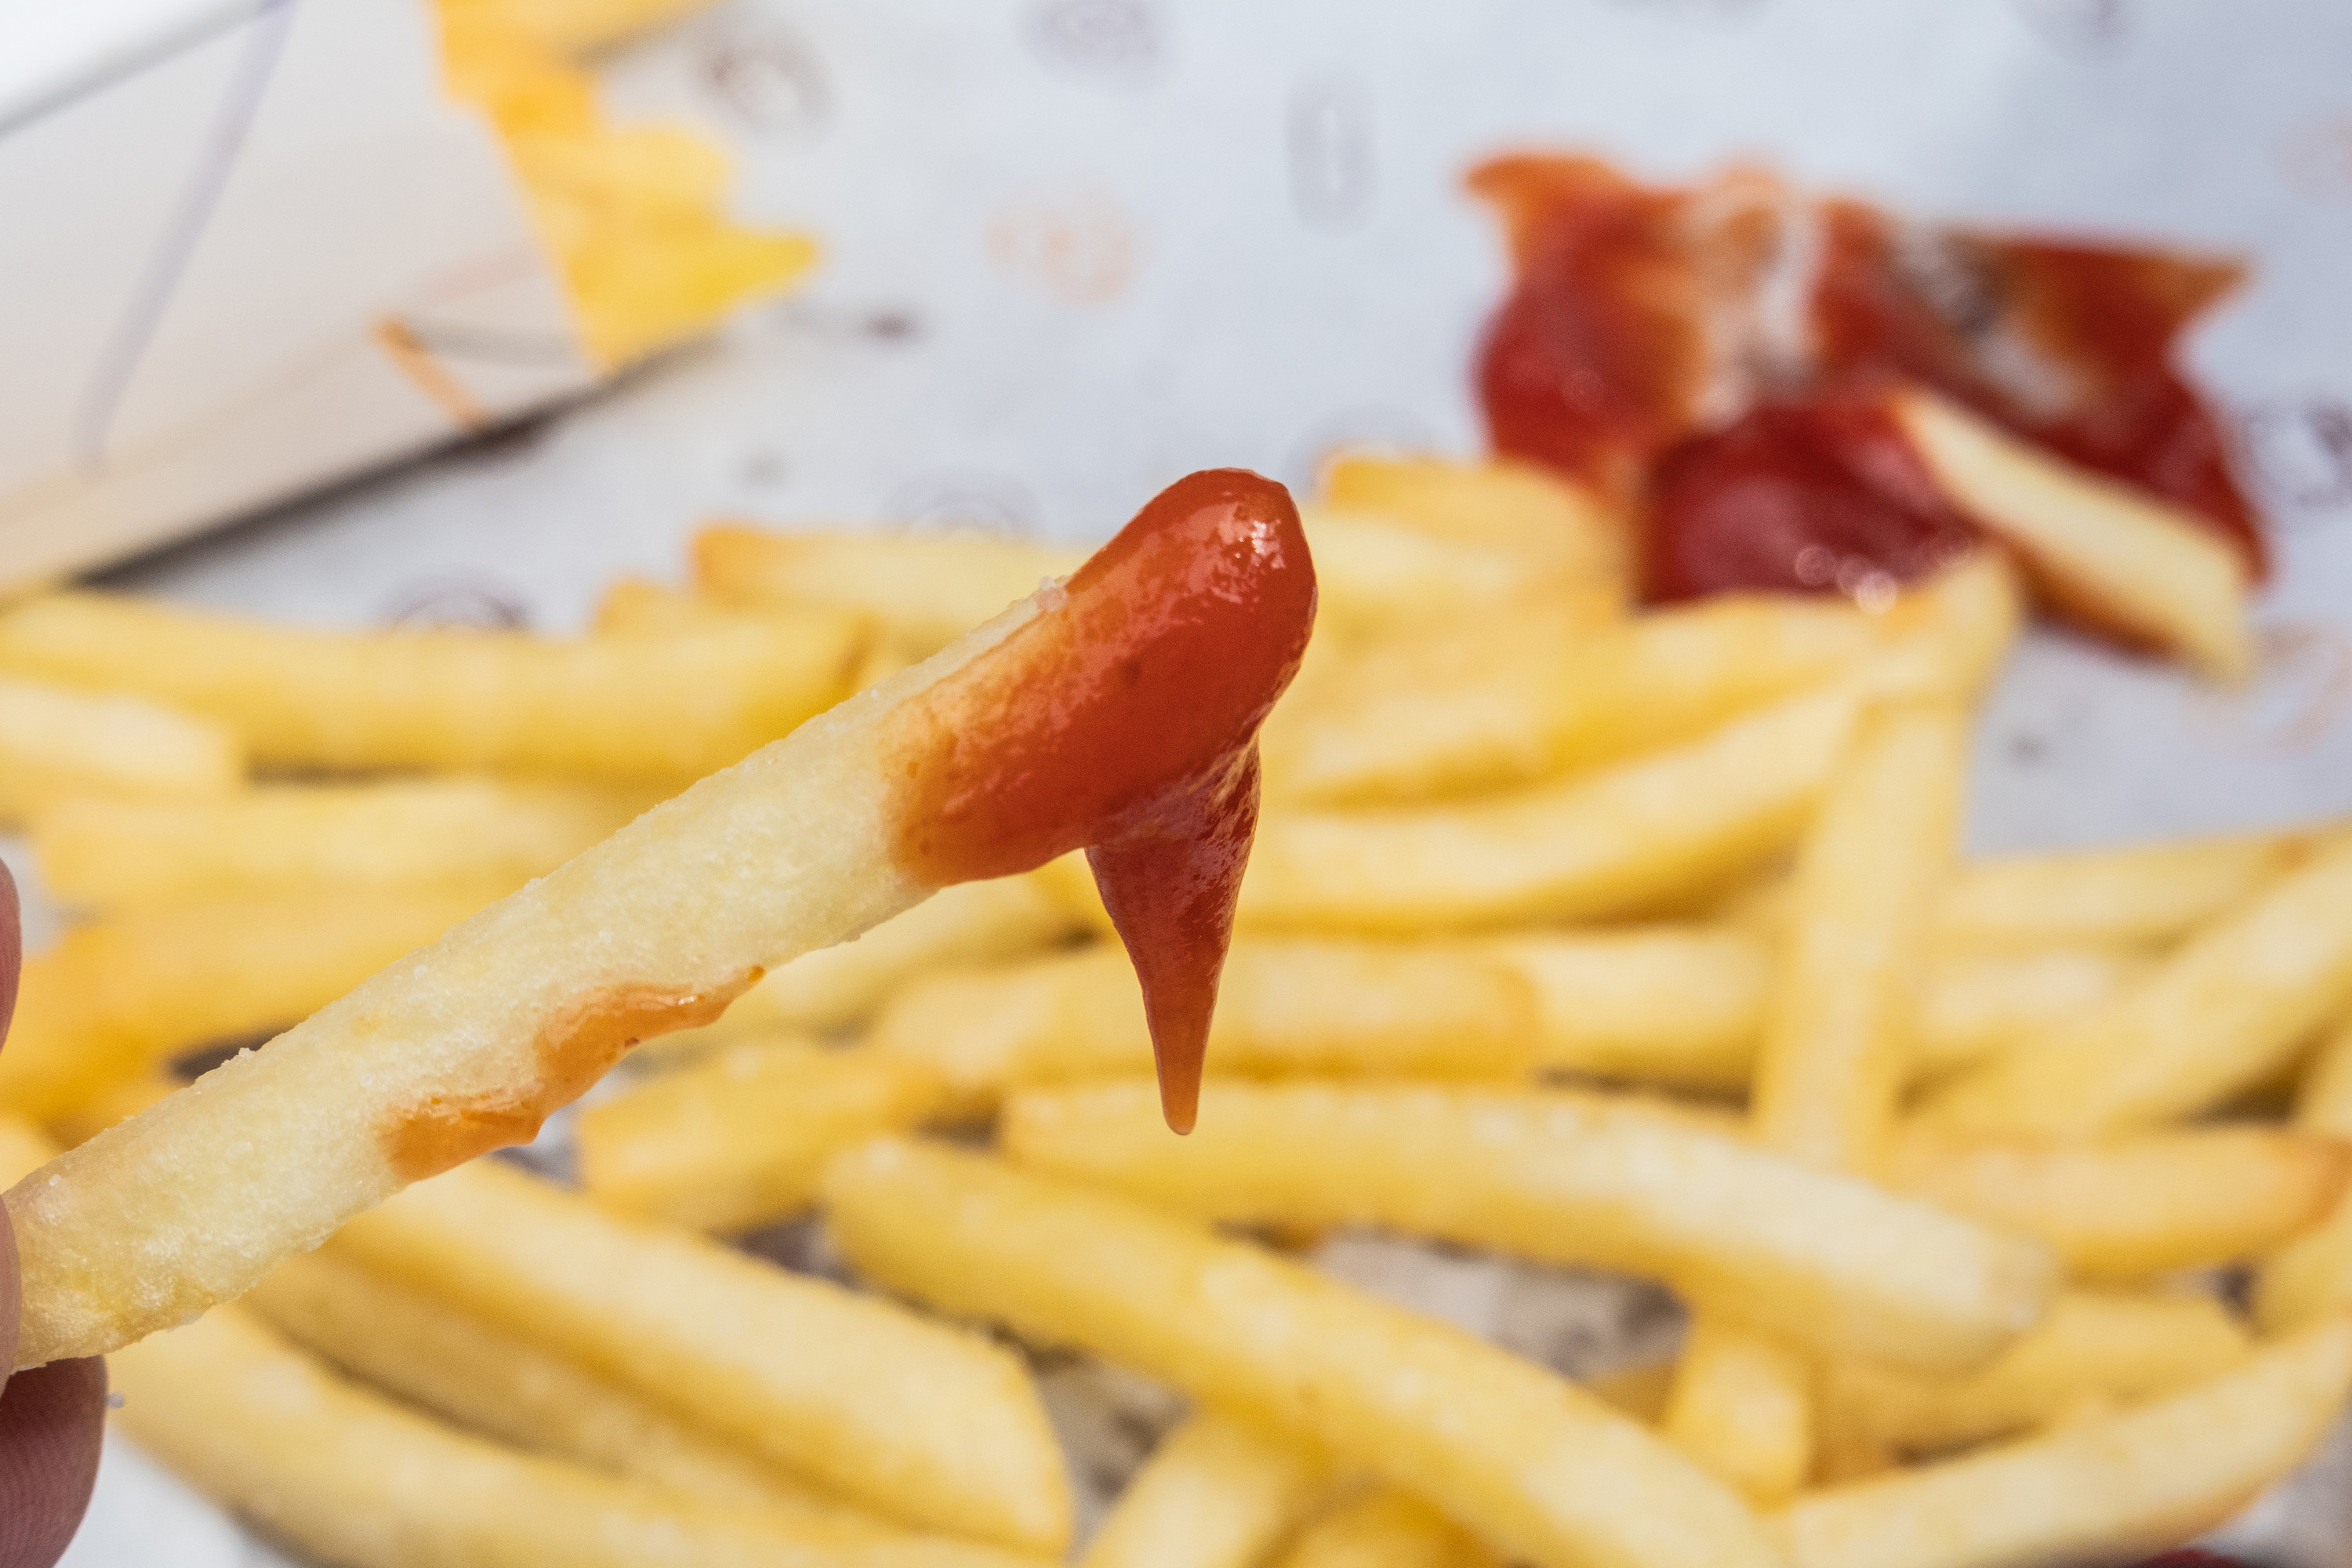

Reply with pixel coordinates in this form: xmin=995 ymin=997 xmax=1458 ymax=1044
xmin=5 ymin=470 xmax=1315 ymax=1367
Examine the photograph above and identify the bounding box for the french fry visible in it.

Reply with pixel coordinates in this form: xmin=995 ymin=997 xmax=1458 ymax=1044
xmin=1919 ymin=837 xmax=2352 ymax=1134
xmin=1 ymin=471 xmax=1315 ymax=1367
xmin=1891 ymin=387 xmax=2252 ymax=679
xmin=0 ymin=1115 xmax=57 ymax=1185
xmin=45 ymin=1073 xmax=177 ymax=1148
xmin=1820 ymin=1290 xmax=2251 ymax=1457
xmin=578 ymin=1040 xmax=948 ymax=1232
xmin=1319 ymin=450 xmax=1627 ymax=597
xmin=593 ymin=575 xmax=732 ymax=633
xmin=2254 ymin=1012 xmax=2352 ymax=1330
xmin=507 ymin=123 xmax=731 ymax=212
xmin=1299 ymin=506 xmax=1566 ymax=642
xmin=1752 ymin=700 xmax=1965 ymax=1172
xmin=247 ymin=1247 xmax=863 ymax=1519
xmin=1271 ymin=1488 xmax=1501 ymax=1568
xmin=1934 ymin=828 xmax=2332 ymax=949
xmin=870 ymin=939 xmax=1537 ymax=1113
xmin=0 ymin=881 xmax=506 ymax=1120
xmin=999 ymin=1082 xmax=2056 ymax=1371
xmin=825 ymin=1138 xmax=1784 ymax=1568
xmin=1659 ymin=1323 xmax=1814 ymax=1506
xmin=1264 ymin=593 xmax=1889 ymax=807
xmin=30 ymin=778 xmax=648 ymax=909
xmin=1585 ymin=1361 xmax=1678 ymax=1426
xmin=0 ymin=590 xmax=867 ymax=779
xmin=332 ymin=1159 xmax=1071 ymax=1550
xmin=0 ymin=674 xmax=241 ymax=824
xmin=1769 ymin=1319 xmax=2352 ymax=1568
xmin=439 ymin=0 xmax=720 ymax=57
xmin=649 ymin=867 xmax=1083 ymax=1053
xmin=2296 ymin=1008 xmax=2352 ymax=1133
xmin=1494 ymin=930 xmax=2143 ymax=1091
xmin=1078 ymin=1411 xmax=1335 ymax=1568
xmin=561 ymin=219 xmax=822 ymax=368
xmin=695 ymin=525 xmax=1087 ymax=655
xmin=112 ymin=1303 xmax=1044 ymax=1568
xmin=1886 ymin=1125 xmax=2351 ymax=1281
xmin=1237 ymin=681 xmax=1870 ymax=935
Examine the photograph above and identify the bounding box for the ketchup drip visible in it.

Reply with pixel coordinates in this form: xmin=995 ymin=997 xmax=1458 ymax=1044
xmin=886 ymin=470 xmax=1316 ymax=1132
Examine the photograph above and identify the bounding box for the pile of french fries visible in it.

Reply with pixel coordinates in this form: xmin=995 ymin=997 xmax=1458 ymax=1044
xmin=2 ymin=427 xmax=2350 ymax=1568
xmin=435 ymin=0 xmax=819 ymax=368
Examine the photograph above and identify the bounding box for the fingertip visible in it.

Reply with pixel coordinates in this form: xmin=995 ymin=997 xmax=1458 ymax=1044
xmin=0 ymin=1356 xmax=106 ymax=1568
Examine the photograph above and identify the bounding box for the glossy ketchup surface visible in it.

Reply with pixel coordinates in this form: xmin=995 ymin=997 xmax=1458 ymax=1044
xmin=886 ymin=470 xmax=1316 ymax=1131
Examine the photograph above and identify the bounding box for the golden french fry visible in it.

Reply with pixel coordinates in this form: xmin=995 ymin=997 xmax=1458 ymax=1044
xmin=1320 ymin=450 xmax=1627 ymax=597
xmin=45 ymin=1073 xmax=176 ymax=1149
xmin=2252 ymin=1011 xmax=2352 ymax=1331
xmin=1909 ymin=947 xmax=2154 ymax=1080
xmin=1769 ymin=1319 xmax=2352 ymax=1568
xmin=332 ymin=1159 xmax=1070 ymax=1550
xmin=1078 ymin=1411 xmax=1335 ymax=1568
xmin=0 ymin=1116 xmax=57 ymax=1185
xmin=1300 ymin=506 xmax=1564 ymax=642
xmin=1584 ymin=1361 xmax=1678 ymax=1426
xmin=30 ymin=778 xmax=648 ymax=909
xmin=593 ymin=575 xmax=726 ymax=633
xmin=1887 ymin=1125 xmax=2350 ymax=1281
xmin=439 ymin=0 xmax=720 ymax=57
xmin=0 ymin=591 xmax=867 ymax=779
xmin=562 ymin=218 xmax=822 ymax=368
xmin=0 ymin=674 xmax=241 ymax=824
xmin=114 ymin=1303 xmax=1044 ymax=1568
xmin=1821 ymin=1290 xmax=2251 ymax=1457
xmin=1000 ymin=1082 xmax=2056 ymax=1372
xmin=578 ymin=1040 xmax=947 ymax=1232
xmin=1660 ymin=1322 xmax=1813 ymax=1507
xmin=695 ymin=525 xmax=1087 ymax=656
xmin=0 ymin=881 xmax=506 ymax=1120
xmin=1754 ymin=701 xmax=1965 ymax=1171
xmin=650 ymin=868 xmax=1083 ymax=1053
xmin=1265 ymin=593 xmax=1888 ymax=807
xmin=246 ymin=1247 xmax=862 ymax=1519
xmin=870 ymin=938 xmax=1537 ymax=1113
xmin=824 ymin=1139 xmax=1783 ymax=1568
xmin=1892 ymin=387 xmax=2252 ymax=679
xmin=1239 ymin=682 xmax=1868 ymax=935
xmin=1919 ymin=837 xmax=2352 ymax=1134
xmin=2297 ymin=1009 xmax=2352 ymax=1134
xmin=1935 ymin=828 xmax=2333 ymax=949
xmin=1271 ymin=1488 xmax=1501 ymax=1568
xmin=507 ymin=124 xmax=731 ymax=211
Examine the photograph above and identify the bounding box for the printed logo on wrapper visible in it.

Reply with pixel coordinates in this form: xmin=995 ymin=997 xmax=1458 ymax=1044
xmin=2237 ymin=397 xmax=2352 ymax=522
xmin=2183 ymin=622 xmax=2352 ymax=758
xmin=988 ymin=184 xmax=1144 ymax=305
xmin=884 ymin=470 xmax=1046 ymax=541
xmin=1024 ymin=0 xmax=1164 ymax=82
xmin=1288 ymin=74 xmax=1377 ymax=231
xmin=2009 ymin=0 xmax=2136 ymax=56
xmin=381 ymin=576 xmax=534 ymax=631
xmin=2274 ymin=118 xmax=2352 ymax=203
xmin=702 ymin=23 xmax=833 ymax=142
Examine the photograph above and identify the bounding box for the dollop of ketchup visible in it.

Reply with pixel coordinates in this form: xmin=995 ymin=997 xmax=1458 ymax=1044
xmin=1468 ymin=154 xmax=2266 ymax=619
xmin=885 ymin=470 xmax=1317 ymax=1132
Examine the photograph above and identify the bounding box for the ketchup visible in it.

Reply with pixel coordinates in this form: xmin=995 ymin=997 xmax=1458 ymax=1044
xmin=1469 ymin=154 xmax=2267 ymax=619
xmin=885 ymin=470 xmax=1317 ymax=1131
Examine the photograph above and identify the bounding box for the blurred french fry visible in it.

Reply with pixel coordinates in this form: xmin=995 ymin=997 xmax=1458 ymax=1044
xmin=31 ymin=778 xmax=646 ymax=909
xmin=1820 ymin=1290 xmax=2250 ymax=1458
xmin=825 ymin=1138 xmax=1784 ymax=1568
xmin=1238 ymin=682 xmax=1870 ymax=935
xmin=1320 ymin=451 xmax=1627 ymax=597
xmin=696 ymin=525 xmax=1087 ymax=656
xmin=1265 ymin=593 xmax=1891 ymax=807
xmin=2252 ymin=1012 xmax=2352 ymax=1331
xmin=1000 ymin=1082 xmax=2056 ymax=1371
xmin=112 ymin=1303 xmax=1043 ymax=1568
xmin=0 ymin=674 xmax=241 ymax=824
xmin=507 ymin=124 xmax=731 ymax=211
xmin=1659 ymin=1324 xmax=1814 ymax=1507
xmin=1769 ymin=1319 xmax=2352 ymax=1568
xmin=870 ymin=939 xmax=1537 ymax=1114
xmin=1887 ymin=1124 xmax=2350 ymax=1281
xmin=562 ymin=219 xmax=822 ymax=368
xmin=1301 ymin=506 xmax=1566 ymax=642
xmin=1919 ymin=837 xmax=2352 ymax=1134
xmin=440 ymin=0 xmax=720 ymax=57
xmin=1585 ymin=1361 xmax=1678 ymax=1426
xmin=578 ymin=1040 xmax=948 ymax=1232
xmin=333 ymin=1158 xmax=1072 ymax=1552
xmin=45 ymin=1073 xmax=176 ymax=1149
xmin=1494 ymin=930 xmax=2143 ymax=1091
xmin=1078 ymin=1411 xmax=1335 ymax=1568
xmin=1892 ymin=388 xmax=2252 ymax=679
xmin=0 ymin=1116 xmax=57 ymax=1185
xmin=1270 ymin=1488 xmax=1501 ymax=1568
xmin=1753 ymin=701 xmax=1965 ymax=1172
xmin=1935 ymin=828 xmax=2333 ymax=949
xmin=0 ymin=591 xmax=867 ymax=779
xmin=650 ymin=869 xmax=1083 ymax=1054
xmin=249 ymin=1247 xmax=872 ymax=1520
xmin=0 ymin=881 xmax=505 ymax=1120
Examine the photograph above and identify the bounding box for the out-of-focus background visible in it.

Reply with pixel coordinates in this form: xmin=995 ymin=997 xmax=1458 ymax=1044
xmin=10 ymin=0 xmax=2352 ymax=1559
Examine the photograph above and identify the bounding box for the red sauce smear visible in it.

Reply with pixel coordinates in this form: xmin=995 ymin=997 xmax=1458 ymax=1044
xmin=1469 ymin=154 xmax=2267 ymax=619
xmin=382 ymin=973 xmax=757 ymax=1181
xmin=885 ymin=470 xmax=1316 ymax=1132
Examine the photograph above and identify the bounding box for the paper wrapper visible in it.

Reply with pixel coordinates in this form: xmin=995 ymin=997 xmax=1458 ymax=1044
xmin=18 ymin=1 xmax=2352 ymax=1563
